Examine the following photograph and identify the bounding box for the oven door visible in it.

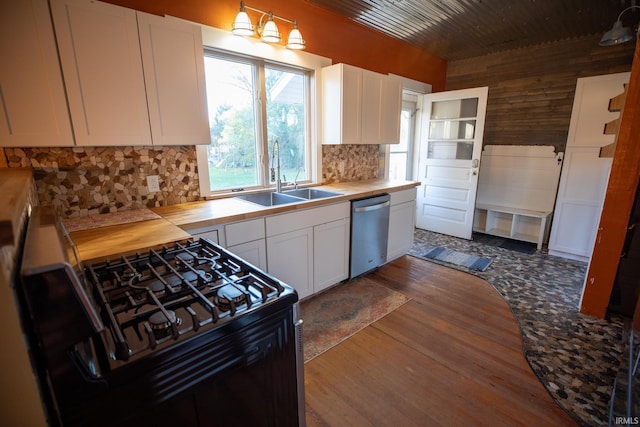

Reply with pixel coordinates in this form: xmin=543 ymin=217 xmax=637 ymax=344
xmin=62 ymin=305 xmax=302 ymax=427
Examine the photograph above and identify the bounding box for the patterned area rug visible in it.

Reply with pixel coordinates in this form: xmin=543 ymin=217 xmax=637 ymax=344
xmin=419 ymin=244 xmax=493 ymax=271
xmin=300 ymin=277 xmax=411 ymax=362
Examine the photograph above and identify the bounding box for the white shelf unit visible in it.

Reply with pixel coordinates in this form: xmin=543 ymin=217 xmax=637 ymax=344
xmin=473 ymin=203 xmax=552 ymax=250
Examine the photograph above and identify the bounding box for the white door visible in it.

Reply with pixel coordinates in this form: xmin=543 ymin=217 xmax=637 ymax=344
xmin=415 ymin=87 xmax=488 ymax=239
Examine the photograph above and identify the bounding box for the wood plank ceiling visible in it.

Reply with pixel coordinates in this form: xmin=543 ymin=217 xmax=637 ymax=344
xmin=306 ymin=0 xmax=639 ymax=60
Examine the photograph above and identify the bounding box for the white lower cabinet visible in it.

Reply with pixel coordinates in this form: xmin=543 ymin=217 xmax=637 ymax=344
xmin=267 ymin=227 xmax=314 ymax=299
xmin=266 ymin=202 xmax=350 ymax=299
xmin=314 ymin=218 xmax=350 ymax=293
xmin=229 ymin=239 xmax=267 ymax=271
xmin=387 ymin=188 xmax=417 ymax=261
xmin=225 ymin=218 xmax=266 ymax=270
xmin=388 ymin=201 xmax=416 ymax=261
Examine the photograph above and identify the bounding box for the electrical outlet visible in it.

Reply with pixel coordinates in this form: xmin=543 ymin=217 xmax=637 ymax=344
xmin=338 ymin=161 xmax=346 ymax=174
xmin=147 ymin=175 xmax=160 ymax=193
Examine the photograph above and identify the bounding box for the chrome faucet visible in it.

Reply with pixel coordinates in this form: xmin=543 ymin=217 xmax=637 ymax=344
xmin=270 ymin=139 xmax=282 ymax=192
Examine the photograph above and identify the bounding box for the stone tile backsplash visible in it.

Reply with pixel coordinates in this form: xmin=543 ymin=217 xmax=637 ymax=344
xmin=321 ymin=144 xmax=383 ymax=183
xmin=4 ymin=144 xmax=382 ymax=218
xmin=5 ymin=146 xmax=199 ymax=218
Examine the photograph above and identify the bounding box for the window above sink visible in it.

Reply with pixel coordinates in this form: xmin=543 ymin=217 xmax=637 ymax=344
xmin=196 ymin=26 xmax=332 ymax=200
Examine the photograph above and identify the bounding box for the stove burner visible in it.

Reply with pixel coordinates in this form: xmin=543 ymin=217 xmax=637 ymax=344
xmin=215 ymin=285 xmax=247 ymax=314
xmin=176 ymin=252 xmax=195 ymax=268
xmin=149 ymin=310 xmax=182 ymax=338
xmin=146 ymin=280 xmax=165 ymax=296
xmin=120 ymin=268 xmax=138 ymax=282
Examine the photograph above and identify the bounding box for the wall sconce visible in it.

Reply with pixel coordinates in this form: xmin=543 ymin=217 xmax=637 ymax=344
xmin=232 ymin=1 xmax=306 ymax=50
xmin=599 ymin=5 xmax=640 ymax=46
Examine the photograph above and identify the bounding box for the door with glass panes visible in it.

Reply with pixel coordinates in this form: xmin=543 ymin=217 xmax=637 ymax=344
xmin=415 ymin=87 xmax=488 ymax=239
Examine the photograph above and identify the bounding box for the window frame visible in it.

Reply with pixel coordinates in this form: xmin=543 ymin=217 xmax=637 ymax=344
xmin=384 ymin=76 xmax=432 ymax=181
xmin=197 ymin=26 xmax=330 ymax=198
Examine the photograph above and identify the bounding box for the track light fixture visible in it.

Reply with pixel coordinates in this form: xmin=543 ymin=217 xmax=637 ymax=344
xmin=599 ymin=5 xmax=640 ymax=46
xmin=231 ymin=1 xmax=306 ymax=50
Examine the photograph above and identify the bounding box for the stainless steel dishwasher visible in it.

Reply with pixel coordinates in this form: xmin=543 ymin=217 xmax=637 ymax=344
xmin=350 ymin=194 xmax=391 ymax=278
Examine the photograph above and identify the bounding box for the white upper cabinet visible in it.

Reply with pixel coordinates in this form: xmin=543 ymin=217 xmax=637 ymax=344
xmin=361 ymin=70 xmax=402 ymax=144
xmin=0 ymin=0 xmax=74 ymax=147
xmin=380 ymin=75 xmax=402 ymax=144
xmin=51 ymin=0 xmax=152 ymax=146
xmin=137 ymin=12 xmax=210 ymax=146
xmin=46 ymin=0 xmax=209 ymax=147
xmin=321 ymin=63 xmax=401 ymax=145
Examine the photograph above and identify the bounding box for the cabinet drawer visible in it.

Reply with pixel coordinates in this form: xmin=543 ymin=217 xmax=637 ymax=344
xmin=191 ymin=229 xmax=219 ymax=244
xmin=225 ymin=218 xmax=265 ymax=246
xmin=390 ymin=188 xmax=417 ymax=205
xmin=266 ymin=202 xmax=350 ymax=237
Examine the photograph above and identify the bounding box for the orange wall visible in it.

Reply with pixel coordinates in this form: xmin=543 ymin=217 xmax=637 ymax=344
xmin=101 ymin=0 xmax=447 ymax=91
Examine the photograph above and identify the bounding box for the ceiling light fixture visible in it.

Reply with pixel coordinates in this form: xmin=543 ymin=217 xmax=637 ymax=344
xmin=231 ymin=2 xmax=254 ymax=36
xmin=231 ymin=1 xmax=306 ymax=50
xmin=599 ymin=5 xmax=640 ymax=46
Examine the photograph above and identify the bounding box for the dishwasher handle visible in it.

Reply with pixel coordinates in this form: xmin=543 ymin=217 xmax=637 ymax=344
xmin=354 ymin=200 xmax=390 ymax=213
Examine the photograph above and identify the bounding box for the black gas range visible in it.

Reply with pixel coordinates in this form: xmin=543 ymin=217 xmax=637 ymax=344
xmin=18 ymin=207 xmax=304 ymax=427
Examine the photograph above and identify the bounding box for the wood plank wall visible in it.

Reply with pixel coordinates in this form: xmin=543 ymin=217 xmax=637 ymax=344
xmin=446 ymin=34 xmax=635 ymax=153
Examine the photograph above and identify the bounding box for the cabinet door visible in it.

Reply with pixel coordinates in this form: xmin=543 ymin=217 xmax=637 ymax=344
xmin=137 ymin=13 xmax=210 ymax=146
xmin=341 ymin=65 xmax=362 ymax=144
xmin=361 ymin=69 xmax=384 ymax=144
xmin=380 ymin=76 xmax=402 ymax=144
xmin=267 ymin=228 xmax=313 ymax=299
xmin=361 ymin=70 xmax=402 ymax=144
xmin=228 ymin=240 xmax=267 ymax=271
xmin=50 ymin=0 xmax=151 ymax=146
xmin=387 ymin=201 xmax=416 ymax=261
xmin=321 ymin=63 xmax=361 ymax=144
xmin=0 ymin=0 xmax=73 ymax=147
xmin=314 ymin=218 xmax=349 ymax=292
xmin=548 ymin=147 xmax=612 ymax=260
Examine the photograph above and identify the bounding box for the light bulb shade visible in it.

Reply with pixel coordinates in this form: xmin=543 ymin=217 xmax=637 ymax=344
xmin=232 ymin=11 xmax=254 ymax=36
xmin=286 ymin=26 xmax=306 ymax=50
xmin=599 ymin=20 xmax=634 ymax=46
xmin=261 ymin=18 xmax=281 ymax=43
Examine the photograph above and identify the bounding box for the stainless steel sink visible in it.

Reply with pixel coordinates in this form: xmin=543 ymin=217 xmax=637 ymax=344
xmin=236 ymin=191 xmax=303 ymax=206
xmin=282 ymin=188 xmax=342 ymax=200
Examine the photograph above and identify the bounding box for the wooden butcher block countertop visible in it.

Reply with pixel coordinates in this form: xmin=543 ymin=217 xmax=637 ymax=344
xmin=68 ymin=179 xmax=418 ymax=261
xmin=152 ymin=179 xmax=420 ymax=230
xmin=69 ymin=218 xmax=191 ymax=262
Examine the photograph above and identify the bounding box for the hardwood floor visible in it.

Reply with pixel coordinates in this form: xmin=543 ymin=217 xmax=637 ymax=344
xmin=303 ymin=255 xmax=577 ymax=426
